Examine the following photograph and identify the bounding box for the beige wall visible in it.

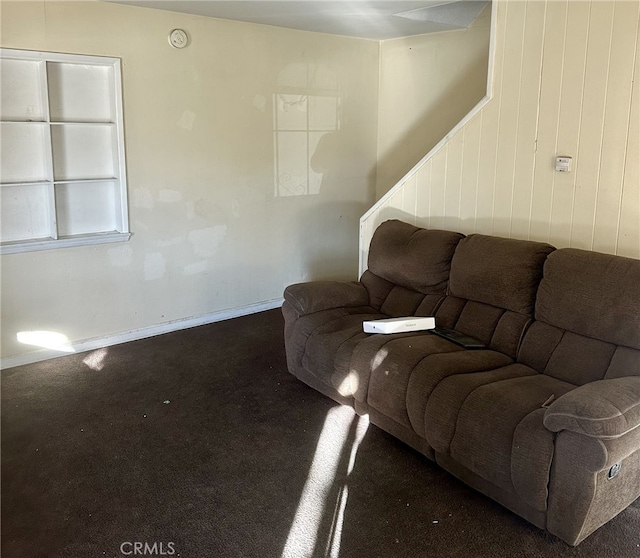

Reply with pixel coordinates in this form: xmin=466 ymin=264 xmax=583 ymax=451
xmin=376 ymin=2 xmax=491 ymax=198
xmin=0 ymin=1 xmax=379 ymax=361
xmin=363 ymin=0 xmax=640 ymax=268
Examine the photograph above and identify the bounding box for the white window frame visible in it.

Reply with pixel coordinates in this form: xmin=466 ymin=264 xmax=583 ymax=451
xmin=0 ymin=48 xmax=130 ymax=254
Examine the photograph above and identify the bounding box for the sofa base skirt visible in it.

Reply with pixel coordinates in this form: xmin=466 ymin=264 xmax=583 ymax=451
xmin=290 ymin=366 xmax=355 ymax=407
xmin=356 ymin=402 xmax=435 ymax=461
xmin=436 ymin=451 xmax=547 ymax=531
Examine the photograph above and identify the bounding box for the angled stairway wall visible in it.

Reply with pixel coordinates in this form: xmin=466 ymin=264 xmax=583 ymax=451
xmin=376 ymin=3 xmax=492 ymax=198
xmin=361 ymin=0 xmax=640 ymax=274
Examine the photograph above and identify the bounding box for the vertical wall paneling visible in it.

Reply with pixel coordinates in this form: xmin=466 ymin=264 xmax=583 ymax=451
xmin=459 ymin=114 xmax=482 ymax=233
xmin=376 ymin=182 xmax=408 ymax=235
xmin=376 ymin=5 xmax=491 ymax=198
xmin=359 ymin=215 xmax=374 ymax=273
xmin=617 ymin=21 xmax=640 ymax=259
xmin=443 ymin=133 xmax=464 ymax=232
xmin=402 ymin=174 xmax=418 ymax=221
xmin=593 ymin=1 xmax=639 ymax=254
xmin=548 ymin=0 xmax=591 ymax=249
xmin=511 ymin=0 xmax=546 ymax=241
xmin=531 ymin=0 xmax=568 ymax=243
xmin=387 ymin=182 xmax=405 ymax=220
xmin=571 ymin=1 xmax=614 ymax=250
xmin=361 ymin=0 xmax=639 ymax=270
xmin=474 ymin=89 xmax=499 ymax=234
xmin=359 ymin=0 xmax=500 ymax=268
xmin=480 ymin=0 xmax=507 ymax=236
xmin=492 ymin=0 xmax=526 ymax=237
xmin=415 ymin=159 xmax=432 ymax=224
xmin=429 ymin=148 xmax=448 ymax=230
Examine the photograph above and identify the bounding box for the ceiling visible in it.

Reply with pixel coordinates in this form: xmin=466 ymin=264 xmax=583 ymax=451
xmin=107 ymin=1 xmax=489 ymax=40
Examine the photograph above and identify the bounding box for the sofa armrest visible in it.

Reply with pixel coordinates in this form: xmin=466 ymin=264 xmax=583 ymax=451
xmin=546 ymin=426 xmax=640 ymax=545
xmin=543 ymin=376 xmax=640 ymax=439
xmin=283 ymin=281 xmax=369 ymax=316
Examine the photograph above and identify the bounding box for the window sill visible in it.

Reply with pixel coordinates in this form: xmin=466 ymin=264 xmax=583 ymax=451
xmin=1 ymin=231 xmax=131 ymax=255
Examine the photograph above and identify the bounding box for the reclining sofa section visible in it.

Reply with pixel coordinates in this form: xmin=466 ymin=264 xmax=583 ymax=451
xmin=282 ymin=219 xmax=640 ymax=545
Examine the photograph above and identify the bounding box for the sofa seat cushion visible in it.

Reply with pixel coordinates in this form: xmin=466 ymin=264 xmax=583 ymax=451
xmin=284 ymin=304 xmax=362 ymax=373
xmin=348 ymin=334 xmax=512 ymax=430
xmin=425 ymin=364 xmax=538 ymax=453
xmin=301 ymin=311 xmax=387 ymax=393
xmin=432 ymin=372 xmax=575 ymax=511
xmin=406 ymin=349 xmax=514 ymax=438
xmin=364 ymin=334 xmax=464 ymax=427
xmin=329 ymin=331 xmax=456 ymax=406
xmin=285 ymin=304 xmax=376 ymax=374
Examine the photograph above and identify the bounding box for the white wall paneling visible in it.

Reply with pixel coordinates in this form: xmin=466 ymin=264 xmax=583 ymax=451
xmin=361 ymin=0 xmax=640 ymax=272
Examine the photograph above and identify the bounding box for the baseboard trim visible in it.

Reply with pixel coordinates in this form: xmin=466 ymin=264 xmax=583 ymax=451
xmin=1 ymin=298 xmax=284 ymax=370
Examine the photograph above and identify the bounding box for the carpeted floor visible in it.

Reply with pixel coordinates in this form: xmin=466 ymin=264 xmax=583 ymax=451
xmin=2 ymin=309 xmax=639 ymax=558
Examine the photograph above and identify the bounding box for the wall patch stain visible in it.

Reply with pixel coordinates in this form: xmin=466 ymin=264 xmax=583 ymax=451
xmin=184 ymin=260 xmax=209 ymax=276
xmin=252 ymin=94 xmax=267 ymax=112
xmin=187 ymin=226 xmax=227 ymax=258
xmin=156 ymin=237 xmax=185 ymax=248
xmin=132 ymin=188 xmax=154 ymax=210
xmin=185 ymin=201 xmax=196 ymax=220
xmin=159 ymin=189 xmax=182 ymax=203
xmin=177 ymin=110 xmax=196 ymax=130
xmin=144 ymin=252 xmax=166 ymax=280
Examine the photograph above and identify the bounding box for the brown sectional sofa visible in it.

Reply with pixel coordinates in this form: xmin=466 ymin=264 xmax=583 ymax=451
xmin=282 ymin=219 xmax=640 ymax=545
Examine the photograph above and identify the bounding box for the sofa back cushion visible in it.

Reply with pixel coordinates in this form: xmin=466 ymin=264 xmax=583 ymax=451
xmin=367 ymin=220 xmax=464 ymax=294
xmin=536 ymin=249 xmax=640 ymax=348
xmin=449 ymin=234 xmax=555 ymax=314
xmin=435 ymin=235 xmax=555 ymax=358
xmin=365 ymin=220 xmax=464 ymax=316
xmin=519 ymin=248 xmax=640 ymax=384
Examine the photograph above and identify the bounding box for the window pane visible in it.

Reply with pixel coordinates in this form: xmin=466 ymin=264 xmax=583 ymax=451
xmin=51 ymin=124 xmax=116 ymax=181
xmin=55 ymin=181 xmax=117 ymax=236
xmin=1 ymin=184 xmax=51 ymax=241
xmin=0 ymin=59 xmax=46 ymax=122
xmin=48 ymin=63 xmax=114 ymax=123
xmin=0 ymin=123 xmax=49 ymax=183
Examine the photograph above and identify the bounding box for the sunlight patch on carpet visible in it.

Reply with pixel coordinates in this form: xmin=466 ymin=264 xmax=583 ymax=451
xmin=82 ymin=348 xmax=109 ymax=371
xmin=282 ymin=406 xmax=369 ymax=558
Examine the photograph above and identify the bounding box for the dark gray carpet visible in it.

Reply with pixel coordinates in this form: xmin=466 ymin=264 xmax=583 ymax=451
xmin=2 ymin=309 xmax=638 ymax=558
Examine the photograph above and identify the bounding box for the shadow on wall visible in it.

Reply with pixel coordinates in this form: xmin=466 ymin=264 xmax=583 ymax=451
xmin=272 ymin=62 xmax=377 ymax=283
xmin=376 ymin=46 xmax=489 ymax=198
xmin=296 ymin=200 xmax=372 ymax=282
xmin=272 ymin=63 xmax=376 ymax=202
xmin=273 ymin=62 xmax=343 ymax=198
xmin=297 ymin=98 xmax=377 ymax=282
